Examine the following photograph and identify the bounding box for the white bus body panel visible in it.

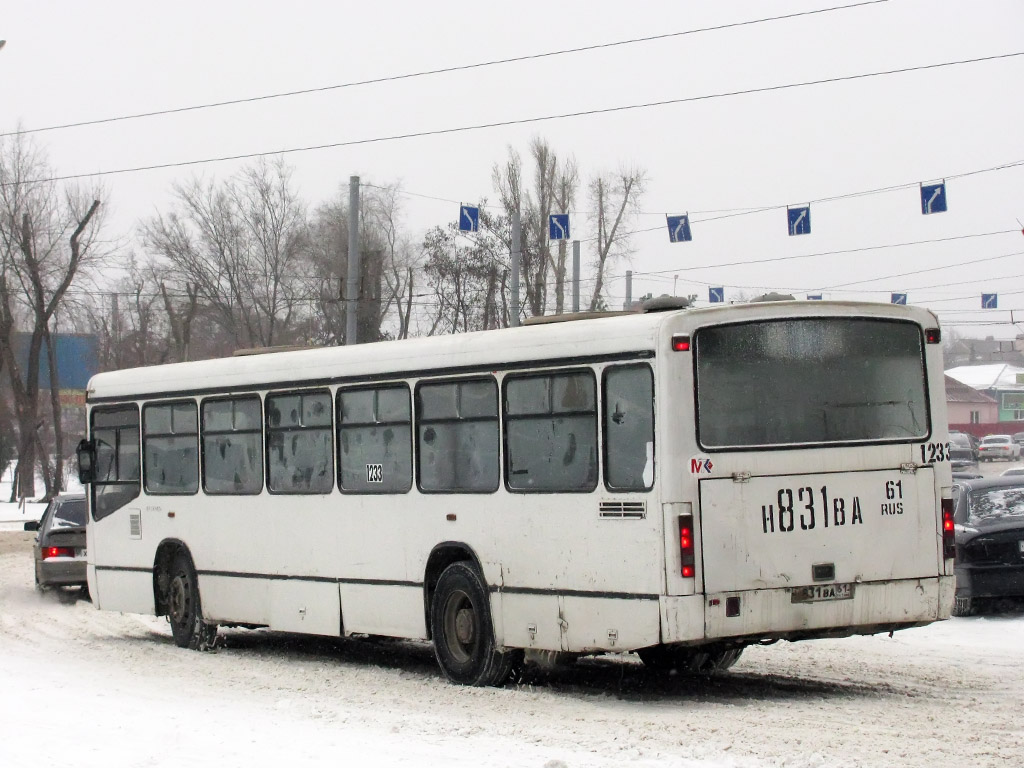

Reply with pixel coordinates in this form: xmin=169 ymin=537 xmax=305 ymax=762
xmin=699 ymin=468 xmax=940 ymax=594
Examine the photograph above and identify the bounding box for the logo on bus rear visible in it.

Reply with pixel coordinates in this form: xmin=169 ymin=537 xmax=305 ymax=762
xmin=690 ymin=457 xmax=714 ymax=474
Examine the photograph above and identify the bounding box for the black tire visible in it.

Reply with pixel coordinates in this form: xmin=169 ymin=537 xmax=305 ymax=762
xmin=430 ymin=562 xmax=521 ymax=686
xmin=638 ymin=645 xmax=743 ymax=674
xmin=167 ymin=551 xmax=218 ymax=650
xmin=952 ymin=595 xmax=973 ymax=617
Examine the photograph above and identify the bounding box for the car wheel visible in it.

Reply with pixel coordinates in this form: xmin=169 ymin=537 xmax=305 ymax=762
xmin=430 ymin=562 xmax=521 ymax=686
xmin=167 ymin=551 xmax=218 ymax=651
xmin=638 ymin=645 xmax=743 ymax=673
xmin=952 ymin=595 xmax=973 ymax=617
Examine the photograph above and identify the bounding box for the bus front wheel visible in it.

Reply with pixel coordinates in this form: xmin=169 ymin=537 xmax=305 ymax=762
xmin=430 ymin=562 xmax=520 ymax=686
xmin=167 ymin=551 xmax=218 ymax=651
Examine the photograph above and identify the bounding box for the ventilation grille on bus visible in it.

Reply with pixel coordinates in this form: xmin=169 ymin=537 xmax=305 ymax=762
xmin=598 ymin=501 xmax=646 ymax=520
xmin=128 ymin=512 xmax=142 ymax=539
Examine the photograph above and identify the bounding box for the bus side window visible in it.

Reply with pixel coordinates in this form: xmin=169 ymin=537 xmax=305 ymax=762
xmin=417 ymin=379 xmax=499 ymax=493
xmin=143 ymin=401 xmax=199 ymax=495
xmin=504 ymin=370 xmax=598 ymax=492
xmin=202 ymin=396 xmax=264 ymax=495
xmin=91 ymin=405 xmax=141 ymax=521
xmin=337 ymin=385 xmax=412 ymax=493
xmin=266 ymin=391 xmax=334 ymax=494
xmin=603 ymin=365 xmax=655 ymax=492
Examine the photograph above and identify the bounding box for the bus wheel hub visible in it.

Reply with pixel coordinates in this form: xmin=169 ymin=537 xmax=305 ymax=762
xmin=455 ymin=609 xmax=475 ymax=644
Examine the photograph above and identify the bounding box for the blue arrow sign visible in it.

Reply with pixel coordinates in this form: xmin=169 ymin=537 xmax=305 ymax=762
xmin=806 ymin=294 xmax=822 ymax=301
xmin=458 ymin=205 xmax=479 ymax=232
xmin=891 ymin=293 xmax=907 ymax=305
xmin=920 ymin=182 xmax=947 ymax=215
xmin=787 ymin=205 xmax=811 ymax=236
xmin=982 ymin=293 xmax=998 ymax=308
xmin=709 ymin=287 xmax=724 ymax=304
xmin=549 ymin=214 xmax=570 ymax=240
xmin=666 ymin=214 xmax=692 ymax=243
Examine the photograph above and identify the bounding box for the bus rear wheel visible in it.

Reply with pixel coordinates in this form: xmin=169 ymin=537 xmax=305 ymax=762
xmin=638 ymin=645 xmax=743 ymax=674
xmin=167 ymin=551 xmax=218 ymax=651
xmin=430 ymin=562 xmax=520 ymax=686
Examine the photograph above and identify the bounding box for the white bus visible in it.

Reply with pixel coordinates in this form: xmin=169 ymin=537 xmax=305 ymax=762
xmin=77 ymin=299 xmax=955 ymax=686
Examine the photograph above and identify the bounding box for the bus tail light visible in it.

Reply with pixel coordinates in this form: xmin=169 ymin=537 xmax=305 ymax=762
xmin=42 ymin=546 xmax=74 ymax=559
xmin=671 ymin=335 xmax=691 ymax=352
xmin=679 ymin=514 xmax=696 ymax=578
xmin=941 ymin=498 xmax=955 ymax=560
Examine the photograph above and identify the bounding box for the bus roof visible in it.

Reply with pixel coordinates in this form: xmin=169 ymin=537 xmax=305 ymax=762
xmin=86 ymin=300 xmax=938 ymax=402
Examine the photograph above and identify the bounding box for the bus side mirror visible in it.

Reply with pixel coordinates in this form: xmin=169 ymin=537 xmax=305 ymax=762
xmin=77 ymin=438 xmax=96 ymax=485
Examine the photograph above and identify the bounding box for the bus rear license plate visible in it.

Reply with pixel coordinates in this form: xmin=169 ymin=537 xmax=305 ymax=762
xmin=791 ymin=583 xmax=854 ymax=603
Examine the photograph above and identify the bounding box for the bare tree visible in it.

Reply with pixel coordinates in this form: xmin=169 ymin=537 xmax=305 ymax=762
xmin=551 ymin=157 xmax=579 ymax=314
xmin=492 ymin=138 xmax=579 ymax=319
xmin=421 ymin=206 xmax=510 ymax=334
xmin=142 ymin=157 xmax=310 ymax=352
xmin=588 ymin=168 xmax=646 ymax=311
xmin=0 ymin=133 xmax=104 ymax=499
xmin=307 ymin=180 xmax=416 ymax=344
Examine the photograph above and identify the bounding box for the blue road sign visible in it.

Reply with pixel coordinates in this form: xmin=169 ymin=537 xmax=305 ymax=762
xmin=891 ymin=293 xmax=908 ymax=305
xmin=709 ymin=287 xmax=724 ymax=303
xmin=806 ymin=294 xmax=822 ymax=301
xmin=982 ymin=293 xmax=998 ymax=308
xmin=549 ymin=214 xmax=570 ymax=240
xmin=920 ymin=182 xmax=947 ymax=215
xmin=458 ymin=205 xmax=479 ymax=232
xmin=787 ymin=205 xmax=811 ymax=236
xmin=666 ymin=214 xmax=692 ymax=243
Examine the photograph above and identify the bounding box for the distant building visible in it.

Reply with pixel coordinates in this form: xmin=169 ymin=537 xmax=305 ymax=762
xmin=944 ymin=375 xmax=998 ymax=425
xmin=944 ymin=335 xmax=1024 ymax=368
xmin=945 ymin=363 xmax=1024 ymax=434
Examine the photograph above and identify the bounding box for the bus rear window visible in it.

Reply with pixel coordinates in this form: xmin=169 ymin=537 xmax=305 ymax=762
xmin=695 ymin=318 xmax=929 ymax=449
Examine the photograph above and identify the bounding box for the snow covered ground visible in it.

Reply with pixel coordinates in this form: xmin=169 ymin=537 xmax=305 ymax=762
xmin=3 ymin=464 xmax=1023 ymax=767
xmin=1 ymin=526 xmax=1022 ymax=768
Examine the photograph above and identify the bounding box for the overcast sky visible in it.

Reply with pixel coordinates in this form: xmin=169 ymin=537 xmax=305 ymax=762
xmin=2 ymin=0 xmax=1022 ymax=337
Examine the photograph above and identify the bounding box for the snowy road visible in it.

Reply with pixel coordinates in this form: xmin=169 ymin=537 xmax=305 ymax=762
xmin=1 ymin=530 xmax=1022 ymax=768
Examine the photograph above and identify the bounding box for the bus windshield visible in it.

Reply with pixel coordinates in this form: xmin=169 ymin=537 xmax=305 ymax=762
xmin=695 ymin=317 xmax=929 ymax=449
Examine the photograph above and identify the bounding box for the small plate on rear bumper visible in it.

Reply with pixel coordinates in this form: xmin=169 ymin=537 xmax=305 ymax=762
xmin=791 ymin=583 xmax=855 ymax=603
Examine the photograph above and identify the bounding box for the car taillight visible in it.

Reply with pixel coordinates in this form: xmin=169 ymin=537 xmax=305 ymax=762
xmin=679 ymin=513 xmax=696 ymax=578
xmin=941 ymin=498 xmax=955 ymax=560
xmin=42 ymin=546 xmax=74 ymax=559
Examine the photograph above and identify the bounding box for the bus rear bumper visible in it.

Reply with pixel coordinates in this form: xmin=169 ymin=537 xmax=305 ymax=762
xmin=661 ymin=576 xmax=954 ymax=645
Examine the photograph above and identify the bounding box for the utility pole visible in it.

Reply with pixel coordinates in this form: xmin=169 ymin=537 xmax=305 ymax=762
xmin=510 ymin=212 xmax=521 ymax=327
xmin=345 ymin=176 xmax=360 ymax=345
xmin=572 ymin=240 xmax=580 ymax=313
xmin=624 ymin=270 xmax=633 ymax=311
xmin=111 ymin=293 xmax=120 ymax=364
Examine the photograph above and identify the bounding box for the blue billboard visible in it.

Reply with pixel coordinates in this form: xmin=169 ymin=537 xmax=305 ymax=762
xmin=13 ymin=333 xmax=99 ymax=390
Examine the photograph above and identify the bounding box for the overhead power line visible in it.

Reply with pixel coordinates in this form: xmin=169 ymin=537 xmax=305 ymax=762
xmin=1 ymin=1 xmax=888 ymax=138
xmin=613 ymin=229 xmax=1021 ymax=280
xmin=8 ymin=50 xmax=1023 ymax=188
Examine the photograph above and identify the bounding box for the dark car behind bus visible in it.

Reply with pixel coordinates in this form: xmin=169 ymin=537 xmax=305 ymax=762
xmin=952 ymin=477 xmax=1024 ymax=616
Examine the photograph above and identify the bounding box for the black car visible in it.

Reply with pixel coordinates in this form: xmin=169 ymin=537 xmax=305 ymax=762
xmin=24 ymin=493 xmax=88 ymax=593
xmin=952 ymin=477 xmax=1024 ymax=616
xmin=948 ymin=431 xmax=979 ymax=470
